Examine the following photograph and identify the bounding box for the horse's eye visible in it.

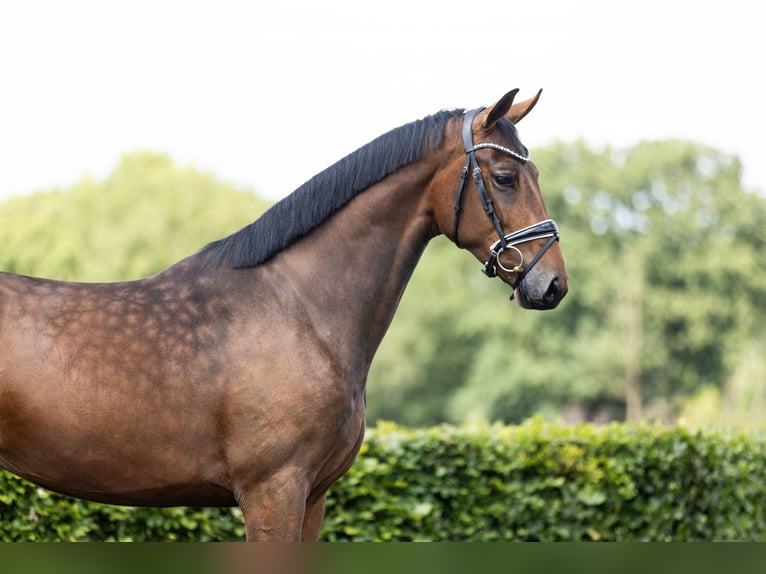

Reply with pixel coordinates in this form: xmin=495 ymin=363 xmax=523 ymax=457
xmin=493 ymin=174 xmax=515 ymax=189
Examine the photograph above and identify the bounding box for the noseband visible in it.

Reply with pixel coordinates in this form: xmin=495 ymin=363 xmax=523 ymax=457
xmin=452 ymin=108 xmax=560 ymax=299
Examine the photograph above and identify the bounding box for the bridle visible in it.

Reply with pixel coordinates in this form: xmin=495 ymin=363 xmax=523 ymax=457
xmin=452 ymin=107 xmax=560 ymax=299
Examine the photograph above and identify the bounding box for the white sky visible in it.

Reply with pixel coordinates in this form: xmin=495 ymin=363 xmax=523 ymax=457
xmin=1 ymin=0 xmax=764 ymax=201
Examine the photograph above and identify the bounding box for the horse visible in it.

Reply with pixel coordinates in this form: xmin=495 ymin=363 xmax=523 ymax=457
xmin=0 ymin=89 xmax=567 ymax=541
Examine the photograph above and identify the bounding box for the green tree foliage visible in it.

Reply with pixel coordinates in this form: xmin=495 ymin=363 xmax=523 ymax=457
xmin=367 ymin=140 xmax=766 ymax=425
xmin=0 ymin=152 xmax=269 ymax=281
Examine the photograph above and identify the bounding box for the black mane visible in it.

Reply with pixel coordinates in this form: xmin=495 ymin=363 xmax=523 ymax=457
xmin=198 ymin=109 xmax=463 ymax=269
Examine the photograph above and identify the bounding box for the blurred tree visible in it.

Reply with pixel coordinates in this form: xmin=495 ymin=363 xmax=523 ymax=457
xmin=0 ymin=152 xmax=269 ymax=281
xmin=368 ymin=139 xmax=766 ymax=425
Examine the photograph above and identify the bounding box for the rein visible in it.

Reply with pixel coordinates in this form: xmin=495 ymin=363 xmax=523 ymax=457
xmin=452 ymin=108 xmax=560 ymax=299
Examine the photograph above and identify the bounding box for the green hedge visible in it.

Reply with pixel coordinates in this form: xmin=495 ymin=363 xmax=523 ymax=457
xmin=324 ymin=420 xmax=766 ymax=541
xmin=2 ymin=419 xmax=765 ymax=541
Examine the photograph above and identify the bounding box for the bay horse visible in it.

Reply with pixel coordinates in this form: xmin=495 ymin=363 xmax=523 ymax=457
xmin=0 ymin=89 xmax=567 ymax=541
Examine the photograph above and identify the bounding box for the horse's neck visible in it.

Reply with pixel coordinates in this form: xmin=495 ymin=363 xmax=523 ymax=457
xmin=273 ymin=163 xmax=436 ymax=371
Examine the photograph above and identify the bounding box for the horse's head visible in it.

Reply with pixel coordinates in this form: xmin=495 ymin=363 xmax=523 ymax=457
xmin=430 ymin=89 xmax=568 ymax=309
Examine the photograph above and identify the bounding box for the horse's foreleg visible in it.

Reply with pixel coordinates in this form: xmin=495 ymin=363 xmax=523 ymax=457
xmin=236 ymin=479 xmax=308 ymax=542
xmin=301 ymin=492 xmax=328 ymax=541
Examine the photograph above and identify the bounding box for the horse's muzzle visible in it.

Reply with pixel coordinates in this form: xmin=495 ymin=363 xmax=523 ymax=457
xmin=515 ymin=272 xmax=567 ymax=309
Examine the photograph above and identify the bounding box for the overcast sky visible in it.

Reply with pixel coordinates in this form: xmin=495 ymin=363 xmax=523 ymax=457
xmin=1 ymin=1 xmax=763 ymax=201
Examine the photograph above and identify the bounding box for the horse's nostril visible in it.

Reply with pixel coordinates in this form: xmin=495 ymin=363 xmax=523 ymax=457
xmin=544 ymin=277 xmax=560 ymax=304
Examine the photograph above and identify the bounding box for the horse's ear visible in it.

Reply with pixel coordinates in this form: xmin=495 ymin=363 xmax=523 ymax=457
xmin=507 ymin=89 xmax=543 ymax=124
xmin=483 ymin=89 xmax=520 ymax=129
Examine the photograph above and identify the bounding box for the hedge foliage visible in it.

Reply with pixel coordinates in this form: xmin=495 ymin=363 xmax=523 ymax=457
xmin=324 ymin=420 xmax=766 ymax=541
xmin=2 ymin=419 xmax=765 ymax=541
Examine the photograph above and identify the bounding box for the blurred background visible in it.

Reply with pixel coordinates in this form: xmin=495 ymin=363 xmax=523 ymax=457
xmin=1 ymin=0 xmax=764 ymax=429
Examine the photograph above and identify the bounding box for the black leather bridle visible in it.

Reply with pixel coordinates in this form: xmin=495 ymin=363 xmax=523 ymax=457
xmin=452 ymin=108 xmax=560 ymax=299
